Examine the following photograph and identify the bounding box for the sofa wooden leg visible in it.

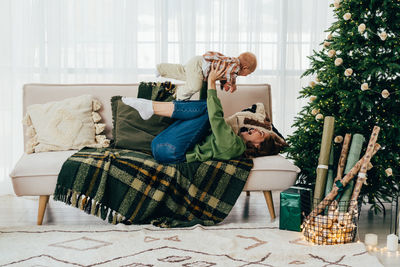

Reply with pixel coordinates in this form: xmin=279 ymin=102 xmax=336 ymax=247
xmin=246 ymin=191 xmax=250 ymax=196
xmin=263 ymin=191 xmax=276 ymax=220
xmin=37 ymin=195 xmax=50 ymax=225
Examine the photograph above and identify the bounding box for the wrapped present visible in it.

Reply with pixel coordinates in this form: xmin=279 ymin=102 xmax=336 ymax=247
xmin=279 ymin=186 xmax=313 ymax=232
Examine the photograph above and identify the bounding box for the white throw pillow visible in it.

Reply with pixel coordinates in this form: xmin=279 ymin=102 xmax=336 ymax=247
xmin=23 ymin=95 xmax=110 ymax=153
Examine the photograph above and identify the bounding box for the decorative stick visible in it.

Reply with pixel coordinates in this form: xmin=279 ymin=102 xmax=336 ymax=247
xmin=348 ymin=126 xmax=380 ymax=211
xmin=334 ymin=133 xmax=352 ymax=182
xmin=306 ymin=142 xmax=380 ymax=220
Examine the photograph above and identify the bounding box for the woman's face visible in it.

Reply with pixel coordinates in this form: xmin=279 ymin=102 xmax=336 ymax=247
xmin=240 ymin=128 xmax=269 ymax=148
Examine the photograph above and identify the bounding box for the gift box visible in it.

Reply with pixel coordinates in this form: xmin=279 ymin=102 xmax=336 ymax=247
xmin=279 ymin=186 xmax=313 ymax=232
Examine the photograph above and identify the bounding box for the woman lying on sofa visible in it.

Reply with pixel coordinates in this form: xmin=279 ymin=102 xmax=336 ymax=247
xmin=122 ymin=61 xmax=287 ymax=164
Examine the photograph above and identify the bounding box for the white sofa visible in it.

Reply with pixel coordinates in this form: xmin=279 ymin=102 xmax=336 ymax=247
xmin=10 ymin=83 xmax=300 ymax=225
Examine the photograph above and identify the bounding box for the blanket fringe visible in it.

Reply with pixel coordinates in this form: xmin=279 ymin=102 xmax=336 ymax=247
xmin=53 ymin=186 xmax=126 ymax=225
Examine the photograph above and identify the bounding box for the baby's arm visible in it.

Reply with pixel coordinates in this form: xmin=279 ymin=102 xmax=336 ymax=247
xmin=223 ymin=74 xmax=237 ymax=93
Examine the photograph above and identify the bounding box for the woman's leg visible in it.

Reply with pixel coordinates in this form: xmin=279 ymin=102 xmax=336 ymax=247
xmin=152 ymin=102 xmax=174 ymax=117
xmin=152 ymin=100 xmax=207 ymax=119
xmin=151 ymin=112 xmax=210 ymax=163
xmin=123 ymin=97 xmax=207 ymax=120
xmin=170 ymin=100 xmax=207 ymax=120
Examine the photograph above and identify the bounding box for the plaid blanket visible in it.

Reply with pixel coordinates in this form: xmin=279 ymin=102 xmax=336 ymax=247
xmin=54 ymin=147 xmax=253 ymax=227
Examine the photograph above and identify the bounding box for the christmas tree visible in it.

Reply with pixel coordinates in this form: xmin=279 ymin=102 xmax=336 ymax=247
xmin=286 ymin=0 xmax=400 ymax=212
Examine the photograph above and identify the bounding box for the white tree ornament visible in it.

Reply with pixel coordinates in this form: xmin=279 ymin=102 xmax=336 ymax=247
xmin=335 ymin=58 xmax=343 ymax=66
xmin=344 ymin=68 xmax=353 ymax=76
xmin=381 ymin=89 xmax=390 ymax=98
xmin=315 ymin=114 xmax=324 ymax=121
xmin=334 ymin=135 xmax=344 ymax=143
xmin=358 ymin=24 xmax=366 ymax=34
xmin=328 ymin=50 xmax=336 ymax=57
xmin=343 ymin=13 xmax=351 ymax=21
xmin=361 ymin=83 xmax=369 ymax=91
xmin=311 ymin=108 xmax=320 ymax=115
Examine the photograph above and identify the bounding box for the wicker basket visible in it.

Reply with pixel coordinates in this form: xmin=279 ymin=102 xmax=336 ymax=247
xmin=301 ymin=198 xmax=362 ymax=245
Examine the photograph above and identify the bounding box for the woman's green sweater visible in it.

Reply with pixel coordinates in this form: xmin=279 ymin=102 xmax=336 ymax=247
xmin=185 ymin=90 xmax=246 ymax=162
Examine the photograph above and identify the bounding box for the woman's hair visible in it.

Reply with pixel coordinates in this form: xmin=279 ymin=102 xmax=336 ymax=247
xmin=243 ymin=131 xmax=288 ymax=158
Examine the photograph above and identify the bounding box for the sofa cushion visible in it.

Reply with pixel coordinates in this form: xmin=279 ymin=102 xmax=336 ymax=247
xmin=111 ymin=96 xmax=174 ymax=152
xmin=10 ymin=150 xmax=299 ymax=195
xmin=243 ymin=155 xmax=300 ymax=191
xmin=10 ymin=150 xmax=77 ymax=196
xmin=23 ymin=95 xmax=109 ymax=154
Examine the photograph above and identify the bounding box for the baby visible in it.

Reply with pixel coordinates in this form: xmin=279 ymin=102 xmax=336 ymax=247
xmin=156 ymin=51 xmax=257 ymax=100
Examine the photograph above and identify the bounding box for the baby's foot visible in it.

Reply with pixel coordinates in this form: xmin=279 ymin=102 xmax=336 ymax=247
xmin=121 ymin=97 xmax=154 ymax=120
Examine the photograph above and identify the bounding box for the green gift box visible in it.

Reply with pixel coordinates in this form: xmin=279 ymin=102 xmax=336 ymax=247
xmin=279 ymin=186 xmax=312 ymax=232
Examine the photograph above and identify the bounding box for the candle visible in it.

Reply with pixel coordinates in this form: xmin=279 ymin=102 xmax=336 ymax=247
xmin=387 ymin=234 xmax=399 ymax=252
xmin=364 ymin=233 xmax=378 ymax=247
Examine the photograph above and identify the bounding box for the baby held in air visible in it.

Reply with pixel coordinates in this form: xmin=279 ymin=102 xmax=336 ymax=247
xmin=156 ymin=51 xmax=257 ymax=100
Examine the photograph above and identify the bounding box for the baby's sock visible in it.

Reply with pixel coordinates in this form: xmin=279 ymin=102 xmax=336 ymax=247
xmin=122 ymin=97 xmax=154 ymax=120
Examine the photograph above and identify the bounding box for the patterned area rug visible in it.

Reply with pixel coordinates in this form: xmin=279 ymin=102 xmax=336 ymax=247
xmin=0 ymin=223 xmax=382 ymax=267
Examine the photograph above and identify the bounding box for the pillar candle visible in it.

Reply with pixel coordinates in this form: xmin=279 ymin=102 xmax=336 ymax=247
xmin=364 ymin=233 xmax=378 ymax=246
xmin=387 ymin=234 xmax=399 ymax=252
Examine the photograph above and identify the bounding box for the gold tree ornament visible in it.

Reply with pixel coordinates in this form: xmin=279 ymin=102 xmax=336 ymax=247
xmin=334 ymin=58 xmax=343 ymax=66
xmin=333 ymin=0 xmax=341 ymax=9
xmin=343 ymin=13 xmax=351 ymax=21
xmin=309 ymin=81 xmax=317 ymax=87
xmin=361 ymin=83 xmax=369 ymax=91
xmin=381 ymin=89 xmax=390 ymax=98
xmin=310 ymin=96 xmax=317 ymax=102
xmin=385 ymin=168 xmax=393 ymax=176
xmin=344 ymin=68 xmax=353 ymax=76
xmin=327 ymin=34 xmax=333 ymax=40
xmin=358 ymin=24 xmax=366 ymax=34
xmin=324 ymin=41 xmax=331 ymax=47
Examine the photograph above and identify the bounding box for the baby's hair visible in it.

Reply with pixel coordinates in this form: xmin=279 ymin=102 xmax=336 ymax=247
xmin=239 ymin=52 xmax=257 ymax=72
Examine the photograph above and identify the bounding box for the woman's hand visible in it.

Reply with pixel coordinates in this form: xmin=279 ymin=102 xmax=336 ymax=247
xmin=208 ymin=61 xmax=226 ymax=90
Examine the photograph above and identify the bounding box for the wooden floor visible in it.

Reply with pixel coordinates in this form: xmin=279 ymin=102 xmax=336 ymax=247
xmin=0 ymin=192 xmax=399 ymax=266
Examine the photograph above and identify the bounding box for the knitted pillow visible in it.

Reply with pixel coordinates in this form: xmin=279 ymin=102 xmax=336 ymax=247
xmin=225 ymin=102 xmax=287 ymax=150
xmin=225 ymin=103 xmax=271 ymax=134
xmin=22 ymin=95 xmax=110 ymax=153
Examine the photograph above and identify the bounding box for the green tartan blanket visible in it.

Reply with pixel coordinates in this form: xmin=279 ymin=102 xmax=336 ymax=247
xmin=54 ymin=147 xmax=253 ymax=227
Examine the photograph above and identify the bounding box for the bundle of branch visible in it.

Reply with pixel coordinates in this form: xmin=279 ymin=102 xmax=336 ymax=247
xmin=307 ymin=127 xmax=380 ymax=219
xmin=348 ymin=126 xmax=381 ymax=212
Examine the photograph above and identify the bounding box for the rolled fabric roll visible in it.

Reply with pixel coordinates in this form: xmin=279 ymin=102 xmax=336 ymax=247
xmin=314 ymin=116 xmax=335 ymax=208
xmin=324 ymin=145 xmax=335 ymax=197
xmin=339 ymin=134 xmax=365 ymax=211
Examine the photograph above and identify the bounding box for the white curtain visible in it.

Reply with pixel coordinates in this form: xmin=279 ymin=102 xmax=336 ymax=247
xmin=0 ymin=0 xmax=333 ymax=195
